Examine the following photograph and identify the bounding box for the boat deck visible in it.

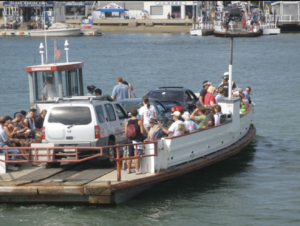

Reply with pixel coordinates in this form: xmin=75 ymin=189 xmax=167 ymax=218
xmin=0 ymin=159 xmax=154 ymax=204
xmin=0 ymin=125 xmax=256 ymax=205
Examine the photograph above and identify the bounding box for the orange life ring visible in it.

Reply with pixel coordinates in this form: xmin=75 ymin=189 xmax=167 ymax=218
xmin=1 ymin=32 xmax=6 ymax=35
xmin=19 ymin=31 xmax=24 ymax=35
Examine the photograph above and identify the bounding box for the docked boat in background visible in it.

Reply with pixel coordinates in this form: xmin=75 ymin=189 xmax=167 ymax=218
xmin=213 ymin=11 xmax=262 ymax=37
xmin=29 ymin=23 xmax=81 ymax=37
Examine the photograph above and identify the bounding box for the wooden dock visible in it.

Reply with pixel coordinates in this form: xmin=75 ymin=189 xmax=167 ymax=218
xmin=0 ymin=126 xmax=256 ymax=205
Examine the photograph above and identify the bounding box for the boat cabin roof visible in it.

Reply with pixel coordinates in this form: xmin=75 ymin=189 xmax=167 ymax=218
xmin=25 ymin=62 xmax=84 ymax=73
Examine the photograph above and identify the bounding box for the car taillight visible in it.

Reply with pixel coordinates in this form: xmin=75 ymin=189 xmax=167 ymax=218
xmin=171 ymin=105 xmax=183 ymax=113
xmin=42 ymin=126 xmax=45 ymax=139
xmin=95 ymin=126 xmax=101 ymax=139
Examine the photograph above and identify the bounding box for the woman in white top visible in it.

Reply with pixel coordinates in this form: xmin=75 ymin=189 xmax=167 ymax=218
xmin=214 ymin=105 xmax=223 ymax=126
xmin=139 ymin=97 xmax=157 ymax=131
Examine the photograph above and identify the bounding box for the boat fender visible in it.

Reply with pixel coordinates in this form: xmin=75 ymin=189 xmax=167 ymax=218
xmin=1 ymin=32 xmax=6 ymax=35
xmin=20 ymin=31 xmax=24 ymax=35
xmin=88 ymin=32 xmax=93 ymax=35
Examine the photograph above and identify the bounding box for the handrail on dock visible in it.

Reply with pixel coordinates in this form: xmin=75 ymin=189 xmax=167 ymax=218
xmin=0 ymin=141 xmax=159 ymax=182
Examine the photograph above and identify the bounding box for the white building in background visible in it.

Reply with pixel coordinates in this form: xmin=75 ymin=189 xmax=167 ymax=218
xmin=271 ymin=1 xmax=300 ymax=22
xmin=143 ymin=1 xmax=198 ymax=19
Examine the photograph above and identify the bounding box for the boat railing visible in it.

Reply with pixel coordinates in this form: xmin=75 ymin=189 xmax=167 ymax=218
xmin=260 ymin=23 xmax=278 ymax=29
xmin=193 ymin=22 xmax=214 ymax=30
xmin=0 ymin=141 xmax=159 ymax=182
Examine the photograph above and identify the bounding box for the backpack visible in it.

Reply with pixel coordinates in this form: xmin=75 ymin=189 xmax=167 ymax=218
xmin=127 ymin=122 xmax=139 ymax=140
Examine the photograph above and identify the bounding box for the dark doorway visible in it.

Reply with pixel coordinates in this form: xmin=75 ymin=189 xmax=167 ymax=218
xmin=171 ymin=6 xmax=181 ymax=19
xmin=185 ymin=5 xmax=193 ymax=19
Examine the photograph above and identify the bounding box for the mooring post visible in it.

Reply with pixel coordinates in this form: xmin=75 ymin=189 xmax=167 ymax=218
xmin=116 ymin=145 xmax=121 ymax=181
xmin=228 ymin=37 xmax=233 ymax=99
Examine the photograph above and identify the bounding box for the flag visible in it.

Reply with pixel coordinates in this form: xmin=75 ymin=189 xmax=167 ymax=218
xmin=54 ymin=42 xmax=61 ymax=60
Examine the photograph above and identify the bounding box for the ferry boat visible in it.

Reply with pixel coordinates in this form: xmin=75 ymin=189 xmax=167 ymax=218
xmin=213 ymin=12 xmax=262 ymax=37
xmin=0 ymin=38 xmax=256 ymax=204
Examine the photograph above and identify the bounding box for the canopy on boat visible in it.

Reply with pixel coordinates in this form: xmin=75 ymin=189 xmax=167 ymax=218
xmin=96 ymin=8 xmax=128 ymax=12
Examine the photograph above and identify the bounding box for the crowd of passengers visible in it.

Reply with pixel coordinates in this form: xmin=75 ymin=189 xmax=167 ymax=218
xmin=0 ymin=109 xmax=47 ymax=171
xmin=0 ymin=74 xmax=252 ymax=172
xmin=102 ymin=75 xmax=253 ymax=174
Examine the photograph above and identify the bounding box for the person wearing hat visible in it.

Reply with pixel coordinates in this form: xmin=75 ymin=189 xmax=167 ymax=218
xmin=217 ymin=72 xmax=238 ymax=97
xmin=111 ymin=76 xmax=131 ymax=101
xmin=181 ymin=111 xmax=199 ymax=133
xmin=199 ymin=80 xmax=212 ymax=107
xmin=160 ymin=111 xmax=185 ymax=137
xmin=85 ymin=85 xmax=96 ymax=96
xmin=145 ymin=118 xmax=164 ymax=141
xmin=94 ymin=88 xmax=102 ymax=97
xmin=190 ymin=106 xmax=208 ymax=129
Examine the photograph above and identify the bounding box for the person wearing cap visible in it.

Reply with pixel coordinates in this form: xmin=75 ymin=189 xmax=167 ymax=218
xmin=160 ymin=111 xmax=185 ymax=137
xmin=95 ymin=88 xmax=102 ymax=97
xmin=85 ymin=85 xmax=96 ymax=96
xmin=218 ymin=72 xmax=238 ymax=97
xmin=181 ymin=111 xmax=199 ymax=133
xmin=190 ymin=106 xmax=208 ymax=129
xmin=199 ymin=80 xmax=211 ymax=107
xmin=145 ymin=118 xmax=164 ymax=141
xmin=42 ymin=77 xmax=57 ymax=101
xmin=112 ymin=76 xmax=131 ymax=101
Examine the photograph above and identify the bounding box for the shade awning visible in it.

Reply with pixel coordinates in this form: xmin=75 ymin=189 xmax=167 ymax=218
xmin=96 ymin=8 xmax=129 ymax=12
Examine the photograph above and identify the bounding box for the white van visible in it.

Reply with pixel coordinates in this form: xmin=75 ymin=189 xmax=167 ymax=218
xmin=42 ymin=97 xmax=129 ymax=167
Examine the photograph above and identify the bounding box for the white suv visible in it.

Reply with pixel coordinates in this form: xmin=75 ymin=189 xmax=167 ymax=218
xmin=42 ymin=96 xmax=128 ymax=167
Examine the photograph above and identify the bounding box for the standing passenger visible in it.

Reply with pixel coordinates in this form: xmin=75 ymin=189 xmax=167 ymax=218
xmin=125 ymin=108 xmax=145 ymax=175
xmin=204 ymin=85 xmax=217 ymax=107
xmin=95 ymin=88 xmax=102 ymax=97
xmin=42 ymin=77 xmax=57 ymax=101
xmin=111 ymin=76 xmax=131 ymax=101
xmin=139 ymin=97 xmax=157 ymax=132
xmin=199 ymin=81 xmax=211 ymax=107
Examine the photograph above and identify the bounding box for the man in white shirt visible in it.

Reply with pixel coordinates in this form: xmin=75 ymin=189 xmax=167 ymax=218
xmin=160 ymin=111 xmax=185 ymax=137
xmin=42 ymin=77 xmax=57 ymax=101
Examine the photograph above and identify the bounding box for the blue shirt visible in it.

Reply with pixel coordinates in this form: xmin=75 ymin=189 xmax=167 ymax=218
xmin=112 ymin=84 xmax=130 ymax=100
xmin=184 ymin=120 xmax=199 ymax=132
xmin=243 ymin=91 xmax=249 ymax=101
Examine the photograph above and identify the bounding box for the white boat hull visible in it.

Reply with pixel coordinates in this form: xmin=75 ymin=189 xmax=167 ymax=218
xmin=29 ymin=28 xmax=81 ymax=37
xmin=262 ymin=28 xmax=280 ymax=35
xmin=190 ymin=29 xmax=202 ymax=36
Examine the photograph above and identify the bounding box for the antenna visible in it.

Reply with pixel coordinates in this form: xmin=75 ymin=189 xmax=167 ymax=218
xmin=44 ymin=2 xmax=48 ymax=64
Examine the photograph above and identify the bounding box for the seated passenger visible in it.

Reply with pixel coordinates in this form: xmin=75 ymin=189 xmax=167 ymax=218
xmin=145 ymin=118 xmax=164 ymax=141
xmin=85 ymin=85 xmax=96 ymax=96
xmin=182 ymin=111 xmax=199 ymax=133
xmin=204 ymin=85 xmax=217 ymax=107
xmin=12 ymin=113 xmax=30 ymax=138
xmin=0 ymin=116 xmax=20 ymax=171
xmin=42 ymin=77 xmax=57 ymax=101
xmin=35 ymin=109 xmax=47 ymax=129
xmin=214 ymin=105 xmax=223 ymax=126
xmin=190 ymin=106 xmax=208 ymax=129
xmin=160 ymin=111 xmax=185 ymax=137
xmin=215 ymin=87 xmax=225 ymax=103
xmin=95 ymin=88 xmax=102 ymax=97
xmin=204 ymin=105 xmax=215 ymax=127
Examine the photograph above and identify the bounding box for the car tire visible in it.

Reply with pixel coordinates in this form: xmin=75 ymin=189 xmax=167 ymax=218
xmin=102 ymin=140 xmax=116 ymax=167
xmin=47 ymin=162 xmax=61 ymax=168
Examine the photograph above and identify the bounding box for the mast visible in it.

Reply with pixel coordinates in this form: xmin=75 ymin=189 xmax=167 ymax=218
xmin=228 ymin=37 xmax=233 ymax=99
xmin=44 ymin=2 xmax=48 ymax=64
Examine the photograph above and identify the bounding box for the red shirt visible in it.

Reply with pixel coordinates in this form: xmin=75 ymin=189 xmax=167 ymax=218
xmin=204 ymin=93 xmax=216 ymax=106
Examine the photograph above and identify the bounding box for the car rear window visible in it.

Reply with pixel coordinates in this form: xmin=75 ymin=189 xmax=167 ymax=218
xmin=147 ymin=90 xmax=183 ymax=102
xmin=120 ymin=101 xmax=143 ymax=113
xmin=48 ymin=107 xmax=92 ymax=125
